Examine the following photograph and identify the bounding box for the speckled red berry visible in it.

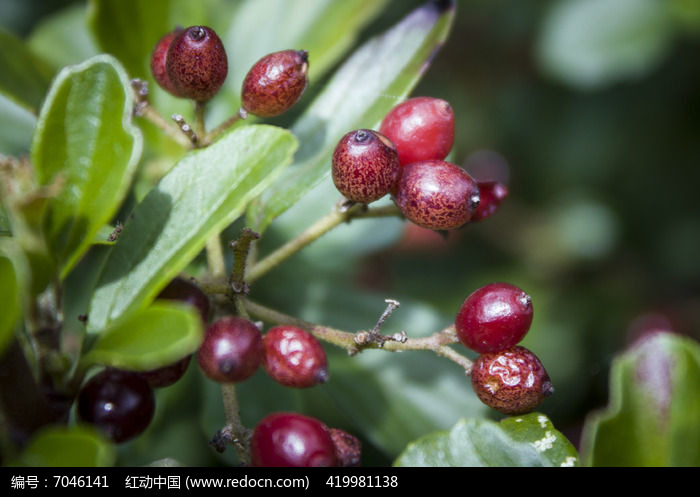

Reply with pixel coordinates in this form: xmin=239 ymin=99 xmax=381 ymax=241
xmin=471 ymin=346 xmax=553 ymax=415
xmin=77 ymin=369 xmax=155 ymax=443
xmin=456 ymin=282 xmax=533 ymax=354
xmin=166 ymin=26 xmax=228 ymax=102
xmin=332 ymin=129 xmax=400 ymax=204
xmin=241 ymin=49 xmax=309 ymax=117
xmin=379 ymin=97 xmax=455 ymax=166
xmin=470 ymin=181 xmax=509 ymax=222
xmin=262 ymin=325 xmax=328 ymax=388
xmin=393 ymin=160 xmax=480 ymax=230
xmin=151 ymin=28 xmax=184 ymax=97
xmin=197 ymin=317 xmax=262 ymax=383
xmin=250 ymin=412 xmax=337 ymax=467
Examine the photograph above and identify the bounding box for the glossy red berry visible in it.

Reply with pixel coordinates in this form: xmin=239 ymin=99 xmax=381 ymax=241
xmin=332 ymin=129 xmax=400 ymax=204
xmin=156 ymin=277 xmax=210 ymax=324
xmin=197 ymin=317 xmax=263 ymax=383
xmin=262 ymin=325 xmax=328 ymax=388
xmin=393 ymin=160 xmax=480 ymax=230
xmin=151 ymin=28 xmax=184 ymax=97
xmin=166 ymin=26 xmax=228 ymax=102
xmin=328 ymin=428 xmax=362 ymax=467
xmin=379 ymin=96 xmax=455 ymax=166
xmin=241 ymin=49 xmax=309 ymax=117
xmin=250 ymin=412 xmax=337 ymax=467
xmin=470 ymin=181 xmax=509 ymax=222
xmin=471 ymin=346 xmax=554 ymax=415
xmin=77 ymin=369 xmax=155 ymax=443
xmin=456 ymin=282 xmax=533 ymax=354
xmin=140 ymin=355 xmax=191 ymax=389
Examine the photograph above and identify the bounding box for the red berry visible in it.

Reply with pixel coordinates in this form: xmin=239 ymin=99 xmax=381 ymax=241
xmin=156 ymin=277 xmax=210 ymax=324
xmin=332 ymin=129 xmax=400 ymax=204
xmin=250 ymin=412 xmax=337 ymax=467
xmin=77 ymin=369 xmax=155 ymax=443
xmin=150 ymin=28 xmax=184 ymax=97
xmin=471 ymin=346 xmax=553 ymax=415
xmin=262 ymin=325 xmax=328 ymax=388
xmin=140 ymin=355 xmax=191 ymax=389
xmin=393 ymin=160 xmax=480 ymax=230
xmin=456 ymin=282 xmax=533 ymax=354
xmin=470 ymin=181 xmax=509 ymax=222
xmin=241 ymin=49 xmax=309 ymax=117
xmin=197 ymin=317 xmax=263 ymax=383
xmin=379 ymin=96 xmax=455 ymax=166
xmin=166 ymin=26 xmax=228 ymax=102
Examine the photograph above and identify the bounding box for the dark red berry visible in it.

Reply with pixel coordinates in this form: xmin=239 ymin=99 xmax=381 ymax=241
xmin=77 ymin=369 xmax=155 ymax=443
xmin=140 ymin=355 xmax=191 ymax=389
xmin=393 ymin=160 xmax=480 ymax=230
xmin=471 ymin=346 xmax=553 ymax=415
xmin=332 ymin=129 xmax=400 ymax=204
xmin=470 ymin=181 xmax=509 ymax=222
xmin=166 ymin=26 xmax=228 ymax=102
xmin=151 ymin=28 xmax=184 ymax=97
xmin=379 ymin=96 xmax=455 ymax=166
xmin=241 ymin=49 xmax=309 ymax=117
xmin=262 ymin=325 xmax=328 ymax=388
xmin=456 ymin=282 xmax=533 ymax=354
xmin=156 ymin=277 xmax=210 ymax=324
xmin=250 ymin=412 xmax=337 ymax=467
xmin=197 ymin=317 xmax=263 ymax=383
xmin=328 ymin=428 xmax=362 ymax=467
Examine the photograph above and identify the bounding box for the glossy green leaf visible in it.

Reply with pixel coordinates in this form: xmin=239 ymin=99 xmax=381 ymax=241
xmin=224 ymin=0 xmax=389 ymax=111
xmin=0 ymin=28 xmax=54 ymax=111
xmin=88 ymin=124 xmax=297 ymax=331
xmin=246 ymin=0 xmax=455 ymax=233
xmin=0 ymin=255 xmax=20 ymax=355
xmin=0 ymin=94 xmax=36 ymax=155
xmin=395 ymin=413 xmax=580 ymax=467
xmin=12 ymin=425 xmax=115 ymax=467
xmin=88 ymin=0 xmax=208 ymax=79
xmin=31 ymin=55 xmax=142 ymax=279
xmin=537 ymin=0 xmax=674 ymax=89
xmin=28 ymin=3 xmax=99 ymax=71
xmin=82 ymin=302 xmax=203 ymax=371
xmin=581 ymin=332 xmax=700 ymax=467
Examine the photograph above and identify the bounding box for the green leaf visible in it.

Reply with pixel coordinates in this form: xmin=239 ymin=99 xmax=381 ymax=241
xmin=0 ymin=255 xmax=21 ymax=355
xmin=395 ymin=413 xmax=579 ymax=467
xmin=224 ymin=0 xmax=390 ymax=111
xmin=0 ymin=94 xmax=36 ymax=155
xmin=28 ymin=3 xmax=99 ymax=71
xmin=31 ymin=55 xmax=143 ymax=279
xmin=246 ymin=0 xmax=456 ymax=233
xmin=580 ymin=332 xmax=700 ymax=467
xmin=88 ymin=124 xmax=297 ymax=331
xmin=88 ymin=0 xmax=208 ymax=79
xmin=537 ymin=0 xmax=674 ymax=90
xmin=82 ymin=302 xmax=203 ymax=371
xmin=12 ymin=425 xmax=115 ymax=467
xmin=0 ymin=28 xmax=54 ymax=111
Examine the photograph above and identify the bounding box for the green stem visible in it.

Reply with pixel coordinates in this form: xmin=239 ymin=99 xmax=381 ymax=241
xmin=206 ymin=235 xmax=226 ymax=279
xmin=219 ymin=383 xmax=251 ymax=464
xmin=206 ymin=108 xmax=247 ymax=144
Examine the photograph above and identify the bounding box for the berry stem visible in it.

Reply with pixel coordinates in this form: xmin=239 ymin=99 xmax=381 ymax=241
xmin=229 ymin=228 xmax=260 ymax=316
xmin=206 ymin=108 xmax=247 ymax=144
xmin=242 ymin=298 xmax=473 ymax=371
xmin=217 ymin=383 xmax=252 ymax=464
xmin=205 ymin=235 xmax=226 ymax=280
xmin=246 ymin=202 xmax=402 ymax=284
xmin=193 ymin=101 xmax=207 ymax=145
xmin=130 ymin=79 xmax=192 ymax=148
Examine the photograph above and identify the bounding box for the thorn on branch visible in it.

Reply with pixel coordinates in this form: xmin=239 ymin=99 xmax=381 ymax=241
xmin=172 ymin=113 xmax=199 ymax=145
xmin=354 ymin=299 xmax=405 ymax=349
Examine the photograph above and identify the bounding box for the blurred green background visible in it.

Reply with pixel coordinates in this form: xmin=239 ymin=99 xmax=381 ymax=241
xmin=2 ymin=0 xmax=699 ymax=466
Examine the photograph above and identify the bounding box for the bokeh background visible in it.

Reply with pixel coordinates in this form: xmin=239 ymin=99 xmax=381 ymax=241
xmin=2 ymin=0 xmax=698 ymax=466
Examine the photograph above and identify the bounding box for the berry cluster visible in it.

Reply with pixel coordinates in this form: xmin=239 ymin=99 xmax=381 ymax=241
xmin=455 ymin=283 xmax=553 ymax=414
xmin=331 ymin=97 xmax=509 ymax=231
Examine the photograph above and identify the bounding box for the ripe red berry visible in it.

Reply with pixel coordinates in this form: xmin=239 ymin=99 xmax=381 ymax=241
xmin=197 ymin=317 xmax=263 ymax=383
xmin=166 ymin=26 xmax=228 ymax=102
xmin=332 ymin=129 xmax=400 ymax=204
xmin=151 ymin=28 xmax=184 ymax=97
xmin=379 ymin=96 xmax=455 ymax=166
xmin=262 ymin=325 xmax=328 ymax=388
xmin=470 ymin=181 xmax=509 ymax=222
xmin=455 ymin=282 xmax=533 ymax=354
xmin=250 ymin=412 xmax=337 ymax=467
xmin=241 ymin=49 xmax=309 ymax=117
xmin=156 ymin=277 xmax=210 ymax=324
xmin=393 ymin=160 xmax=480 ymax=230
xmin=140 ymin=355 xmax=191 ymax=389
xmin=471 ymin=346 xmax=553 ymax=415
xmin=77 ymin=369 xmax=155 ymax=443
